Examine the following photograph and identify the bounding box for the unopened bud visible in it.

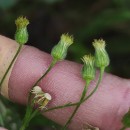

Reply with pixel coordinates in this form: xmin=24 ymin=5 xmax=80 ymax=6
xmin=81 ymin=55 xmax=95 ymax=84
xmin=15 ymin=16 xmax=29 ymax=44
xmin=93 ymin=39 xmax=110 ymax=68
xmin=51 ymin=34 xmax=73 ymax=61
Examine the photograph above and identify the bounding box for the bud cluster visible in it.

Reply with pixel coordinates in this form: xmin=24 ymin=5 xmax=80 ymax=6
xmin=11 ymin=16 xmax=110 ymax=130
xmin=31 ymin=86 xmax=52 ymax=110
xmin=82 ymin=39 xmax=109 ymax=84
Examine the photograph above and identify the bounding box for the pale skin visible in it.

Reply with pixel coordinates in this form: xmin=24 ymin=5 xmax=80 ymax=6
xmin=0 ymin=35 xmax=130 ymax=130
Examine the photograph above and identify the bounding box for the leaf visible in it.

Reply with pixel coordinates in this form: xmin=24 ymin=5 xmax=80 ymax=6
xmin=0 ymin=97 xmax=21 ymax=130
xmin=122 ymin=109 xmax=130 ymax=127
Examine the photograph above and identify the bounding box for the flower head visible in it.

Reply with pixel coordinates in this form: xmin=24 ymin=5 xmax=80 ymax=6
xmin=93 ymin=39 xmax=110 ymax=69
xmin=51 ymin=33 xmax=73 ymax=61
xmin=31 ymin=86 xmax=42 ymax=94
xmin=31 ymin=86 xmax=52 ymax=110
xmin=93 ymin=39 xmax=105 ymax=50
xmin=15 ymin=16 xmax=29 ymax=29
xmin=81 ymin=54 xmax=95 ymax=84
xmin=60 ymin=34 xmax=73 ymax=47
xmin=82 ymin=55 xmax=95 ymax=67
xmin=15 ymin=16 xmax=29 ymax=44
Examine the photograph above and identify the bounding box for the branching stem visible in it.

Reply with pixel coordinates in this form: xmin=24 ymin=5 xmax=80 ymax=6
xmin=45 ymin=68 xmax=104 ymax=113
xmin=61 ymin=82 xmax=89 ymax=130
xmin=20 ymin=59 xmax=57 ymax=130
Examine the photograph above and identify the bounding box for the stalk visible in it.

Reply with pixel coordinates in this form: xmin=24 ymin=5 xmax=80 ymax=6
xmin=45 ymin=68 xmax=104 ymax=112
xmin=83 ymin=67 xmax=104 ymax=102
xmin=61 ymin=82 xmax=89 ymax=130
xmin=0 ymin=44 xmax=22 ymax=92
xmin=20 ymin=59 xmax=57 ymax=130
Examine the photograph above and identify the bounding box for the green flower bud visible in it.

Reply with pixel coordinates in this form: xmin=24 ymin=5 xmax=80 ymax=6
xmin=93 ymin=39 xmax=110 ymax=68
xmin=81 ymin=55 xmax=96 ymax=84
xmin=51 ymin=34 xmax=73 ymax=61
xmin=15 ymin=16 xmax=29 ymax=44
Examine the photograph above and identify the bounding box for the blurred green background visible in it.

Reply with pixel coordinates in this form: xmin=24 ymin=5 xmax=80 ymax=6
xmin=0 ymin=0 xmax=130 ymax=129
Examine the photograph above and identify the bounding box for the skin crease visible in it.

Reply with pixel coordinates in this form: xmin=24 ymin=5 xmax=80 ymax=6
xmin=0 ymin=35 xmax=130 ymax=130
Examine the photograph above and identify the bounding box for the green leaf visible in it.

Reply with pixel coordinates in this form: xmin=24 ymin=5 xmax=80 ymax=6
xmin=122 ymin=109 xmax=130 ymax=127
xmin=0 ymin=97 xmax=22 ymax=130
xmin=0 ymin=115 xmax=4 ymax=127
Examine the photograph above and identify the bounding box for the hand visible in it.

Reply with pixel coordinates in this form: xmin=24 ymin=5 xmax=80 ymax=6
xmin=0 ymin=35 xmax=130 ymax=130
xmin=0 ymin=127 xmax=7 ymax=130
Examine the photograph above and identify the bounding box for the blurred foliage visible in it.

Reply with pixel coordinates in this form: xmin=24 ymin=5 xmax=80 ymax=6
xmin=0 ymin=97 xmax=21 ymax=130
xmin=122 ymin=109 xmax=130 ymax=128
xmin=0 ymin=0 xmax=130 ymax=129
xmin=0 ymin=0 xmax=19 ymax=10
xmin=0 ymin=97 xmax=60 ymax=130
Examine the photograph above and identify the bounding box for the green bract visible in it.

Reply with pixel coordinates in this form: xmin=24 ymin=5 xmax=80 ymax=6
xmin=15 ymin=16 xmax=29 ymax=44
xmin=81 ymin=55 xmax=96 ymax=84
xmin=51 ymin=34 xmax=73 ymax=61
xmin=93 ymin=39 xmax=110 ymax=68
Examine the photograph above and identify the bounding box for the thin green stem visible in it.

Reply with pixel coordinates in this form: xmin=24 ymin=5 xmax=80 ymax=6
xmin=33 ymin=59 xmax=58 ymax=87
xmin=29 ymin=109 xmax=39 ymax=121
xmin=45 ymin=67 xmax=104 ymax=112
xmin=20 ymin=109 xmax=39 ymax=130
xmin=20 ymin=59 xmax=58 ymax=130
xmin=44 ymin=102 xmax=77 ymax=112
xmin=28 ymin=58 xmax=57 ymax=105
xmin=0 ymin=115 xmax=4 ymax=127
xmin=20 ymin=125 xmax=26 ymax=130
xmin=20 ymin=119 xmax=29 ymax=130
xmin=0 ymin=44 xmax=22 ymax=92
xmin=62 ymin=82 xmax=89 ymax=130
xmin=120 ymin=126 xmax=127 ymax=130
xmin=20 ymin=105 xmax=33 ymax=130
xmin=83 ymin=67 xmax=104 ymax=102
